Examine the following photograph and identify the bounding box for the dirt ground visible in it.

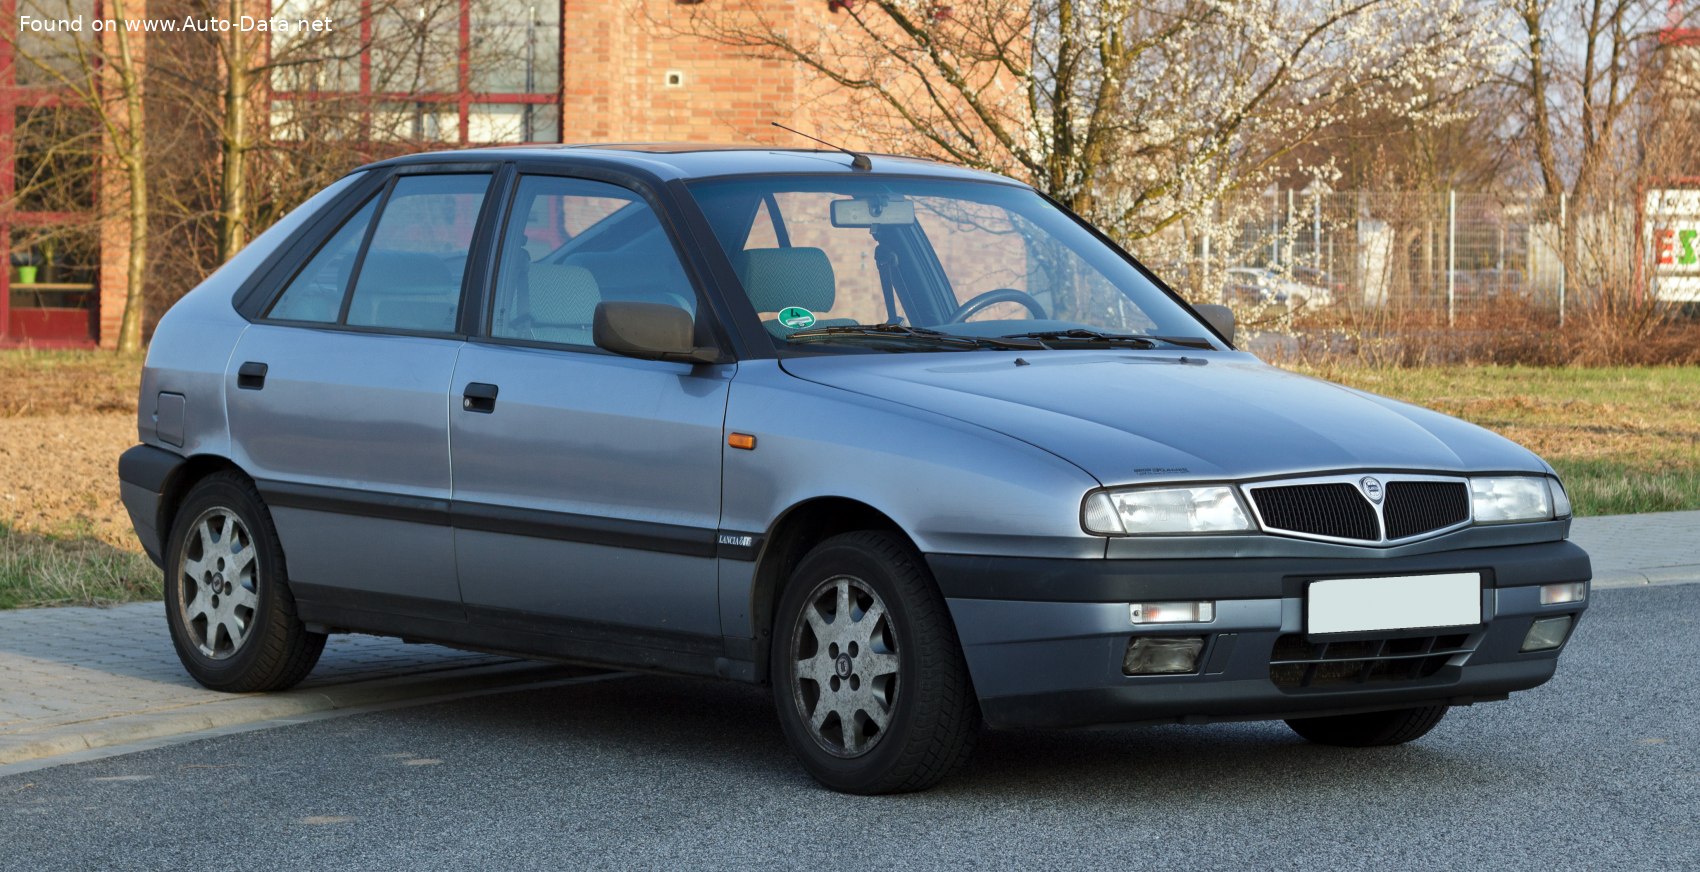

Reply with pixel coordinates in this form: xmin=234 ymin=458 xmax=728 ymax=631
xmin=0 ymin=413 xmax=141 ymax=550
xmin=0 ymin=352 xmax=144 ymax=551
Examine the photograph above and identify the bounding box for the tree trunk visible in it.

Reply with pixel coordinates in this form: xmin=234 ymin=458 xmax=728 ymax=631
xmin=1521 ymin=2 xmax=1564 ymax=199
xmin=217 ymin=0 xmax=249 ymax=263
xmin=109 ymin=0 xmax=148 ymax=354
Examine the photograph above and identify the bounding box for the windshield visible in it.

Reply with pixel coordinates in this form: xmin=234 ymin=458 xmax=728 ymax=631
xmin=687 ymin=176 xmax=1217 ymax=353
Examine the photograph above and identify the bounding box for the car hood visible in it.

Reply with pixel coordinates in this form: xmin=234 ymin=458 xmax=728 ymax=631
xmin=780 ymin=351 xmax=1548 ymax=485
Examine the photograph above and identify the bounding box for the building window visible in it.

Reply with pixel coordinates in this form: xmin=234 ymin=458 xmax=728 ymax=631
xmin=269 ymin=0 xmax=562 ymax=145
xmin=1 ymin=0 xmax=104 ymax=345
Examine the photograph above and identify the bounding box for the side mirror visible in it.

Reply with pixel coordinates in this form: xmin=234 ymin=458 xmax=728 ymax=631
xmin=1195 ymin=304 xmax=1235 ymax=344
xmin=593 ymin=301 xmax=720 ymax=364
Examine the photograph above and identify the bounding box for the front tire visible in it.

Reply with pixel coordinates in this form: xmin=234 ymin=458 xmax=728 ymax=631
xmin=163 ymin=472 xmax=324 ymax=692
xmin=770 ymin=531 xmax=980 ymax=794
xmin=1285 ymin=705 xmax=1449 ymax=747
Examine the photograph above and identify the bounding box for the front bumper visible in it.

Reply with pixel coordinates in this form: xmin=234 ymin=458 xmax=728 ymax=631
xmin=928 ymin=540 xmax=1590 ymax=730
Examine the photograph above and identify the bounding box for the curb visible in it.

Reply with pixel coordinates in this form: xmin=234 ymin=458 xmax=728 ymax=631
xmin=1590 ymin=567 xmax=1700 ymax=590
xmin=0 ymin=660 xmax=601 ymax=767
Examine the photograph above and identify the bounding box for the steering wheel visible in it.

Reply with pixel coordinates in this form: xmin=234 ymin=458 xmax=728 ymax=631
xmin=946 ymin=288 xmax=1048 ymax=323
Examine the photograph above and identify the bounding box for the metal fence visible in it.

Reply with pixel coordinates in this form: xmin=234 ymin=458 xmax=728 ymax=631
xmin=1174 ymin=190 xmax=1641 ymax=325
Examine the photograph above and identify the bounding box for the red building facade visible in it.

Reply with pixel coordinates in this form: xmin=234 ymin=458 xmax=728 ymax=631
xmin=1 ymin=0 xmax=852 ymax=348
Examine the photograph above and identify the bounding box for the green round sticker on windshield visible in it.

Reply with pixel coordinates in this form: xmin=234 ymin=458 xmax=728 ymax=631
xmin=777 ymin=307 xmax=817 ymax=330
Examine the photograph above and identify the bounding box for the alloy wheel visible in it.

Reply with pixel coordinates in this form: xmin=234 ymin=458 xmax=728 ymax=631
xmin=789 ymin=575 xmax=901 ymax=758
xmin=175 ymin=507 xmax=260 ymax=660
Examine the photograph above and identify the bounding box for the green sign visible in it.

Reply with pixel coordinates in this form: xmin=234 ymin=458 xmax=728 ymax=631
xmin=777 ymin=307 xmax=817 ymax=330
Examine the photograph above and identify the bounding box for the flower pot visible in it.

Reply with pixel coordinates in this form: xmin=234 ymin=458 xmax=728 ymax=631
xmin=13 ymin=265 xmax=37 ymax=284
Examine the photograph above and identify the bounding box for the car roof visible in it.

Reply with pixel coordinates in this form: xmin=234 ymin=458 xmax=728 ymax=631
xmin=360 ymin=143 xmax=1025 ymax=186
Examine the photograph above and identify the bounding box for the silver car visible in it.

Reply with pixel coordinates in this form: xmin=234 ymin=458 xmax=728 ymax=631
xmin=119 ymin=145 xmax=1590 ymax=794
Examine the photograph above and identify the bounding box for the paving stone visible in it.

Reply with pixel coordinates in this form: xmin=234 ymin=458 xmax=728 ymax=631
xmin=0 ymin=603 xmax=512 ymax=739
xmin=0 ymin=512 xmax=1691 ymax=763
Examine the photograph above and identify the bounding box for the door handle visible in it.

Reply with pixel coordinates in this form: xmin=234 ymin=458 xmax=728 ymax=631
xmin=237 ymin=361 xmax=268 ymax=391
xmin=462 ymin=382 xmax=499 ymax=413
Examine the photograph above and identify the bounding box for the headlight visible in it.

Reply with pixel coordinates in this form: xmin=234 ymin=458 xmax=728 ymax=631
xmin=1084 ymin=486 xmax=1254 ymax=535
xmin=1469 ymin=476 xmax=1554 ymax=523
xmin=1549 ymin=478 xmax=1572 ymax=518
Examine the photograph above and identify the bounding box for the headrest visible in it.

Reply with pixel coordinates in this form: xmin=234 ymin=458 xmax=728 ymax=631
xmin=356 ymin=252 xmax=454 ymax=292
xmin=731 ymin=247 xmax=835 ymax=314
xmin=527 ymin=264 xmax=601 ymax=325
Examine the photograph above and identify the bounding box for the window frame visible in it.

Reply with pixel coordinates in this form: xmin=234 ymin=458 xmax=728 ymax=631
xmin=264 ymin=0 xmax=564 ymax=146
xmin=244 ymin=162 xmax=508 ymax=341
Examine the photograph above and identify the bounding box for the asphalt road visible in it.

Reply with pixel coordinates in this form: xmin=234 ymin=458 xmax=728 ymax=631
xmin=4 ymin=584 xmax=1697 ymax=871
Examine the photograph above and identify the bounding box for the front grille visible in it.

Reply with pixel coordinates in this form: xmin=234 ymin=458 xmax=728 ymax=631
xmin=1247 ymin=477 xmax=1471 ymax=544
xmin=1269 ymin=633 xmax=1475 ymax=690
xmin=1249 ymin=483 xmax=1380 ymax=541
xmin=1383 ymin=481 xmax=1470 ymax=539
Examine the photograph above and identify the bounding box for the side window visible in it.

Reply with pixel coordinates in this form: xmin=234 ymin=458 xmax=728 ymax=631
xmin=344 ymin=174 xmax=492 ymax=333
xmin=490 ymin=175 xmax=696 ymax=348
xmin=265 ymin=196 xmax=379 ymax=323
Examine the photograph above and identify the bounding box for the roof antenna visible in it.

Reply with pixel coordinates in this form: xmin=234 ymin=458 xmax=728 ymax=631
xmin=771 ymin=121 xmax=872 ymax=171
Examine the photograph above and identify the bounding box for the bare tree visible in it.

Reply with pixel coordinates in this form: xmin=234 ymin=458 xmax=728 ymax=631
xmin=160 ymin=0 xmax=545 ymax=263
xmin=194 ymin=0 xmax=374 ymax=260
xmin=663 ymin=0 xmax=1493 ymax=250
xmin=1502 ymin=0 xmax=1680 ymax=200
xmin=1496 ymin=0 xmax=1698 ymax=305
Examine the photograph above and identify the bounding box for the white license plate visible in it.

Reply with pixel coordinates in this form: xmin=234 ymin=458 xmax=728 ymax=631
xmin=1307 ymin=572 xmax=1482 ymax=635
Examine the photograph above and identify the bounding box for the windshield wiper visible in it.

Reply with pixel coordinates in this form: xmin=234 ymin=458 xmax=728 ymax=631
xmin=999 ymin=329 xmax=1216 ymax=350
xmin=787 ymin=323 xmax=1043 ymax=350
xmin=1000 ymin=328 xmax=1158 ymax=348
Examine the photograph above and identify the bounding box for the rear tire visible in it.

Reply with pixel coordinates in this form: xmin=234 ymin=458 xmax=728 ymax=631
xmin=770 ymin=531 xmax=980 ymax=794
xmin=1285 ymin=705 xmax=1449 ymax=747
xmin=163 ymin=472 xmax=324 ymax=692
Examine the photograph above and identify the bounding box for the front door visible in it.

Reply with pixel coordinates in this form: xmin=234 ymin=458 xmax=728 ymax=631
xmin=449 ymin=174 xmax=732 ymax=645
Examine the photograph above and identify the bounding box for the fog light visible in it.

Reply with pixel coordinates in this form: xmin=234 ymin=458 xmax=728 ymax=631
xmin=1540 ymin=582 xmax=1586 ymax=605
xmin=1130 ymin=601 xmax=1215 ymax=624
xmin=1123 ymin=636 xmax=1205 ymax=675
xmin=1521 ymin=615 xmax=1573 ymax=652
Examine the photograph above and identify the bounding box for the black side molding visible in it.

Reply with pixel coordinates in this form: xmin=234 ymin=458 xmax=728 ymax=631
xmin=255 ymin=479 xmax=724 ymax=559
xmin=453 ymin=500 xmax=716 ymax=558
xmin=259 ymin=480 xmax=452 ymax=527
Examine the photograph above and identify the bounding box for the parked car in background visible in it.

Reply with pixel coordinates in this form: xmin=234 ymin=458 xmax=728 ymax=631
xmin=1292 ymin=265 xmax=1349 ymax=300
xmin=119 ymin=145 xmax=1588 ymax=794
xmin=1223 ymin=267 xmax=1334 ymax=308
xmin=1455 ymin=268 xmax=1529 ymax=302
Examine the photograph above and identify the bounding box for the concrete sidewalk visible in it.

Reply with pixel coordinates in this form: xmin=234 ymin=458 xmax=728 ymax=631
xmin=1 ymin=510 xmax=1695 ymax=772
xmin=0 ymin=604 xmax=598 ymax=769
xmin=1568 ymin=510 xmax=1700 ymax=588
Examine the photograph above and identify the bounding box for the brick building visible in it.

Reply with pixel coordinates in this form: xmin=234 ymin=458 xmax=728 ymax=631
xmin=0 ymin=0 xmax=865 ymax=348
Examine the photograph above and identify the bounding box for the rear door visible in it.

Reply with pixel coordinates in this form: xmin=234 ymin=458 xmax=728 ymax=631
xmin=228 ymin=169 xmax=497 ymax=617
xmin=448 ymin=172 xmax=733 ymax=648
